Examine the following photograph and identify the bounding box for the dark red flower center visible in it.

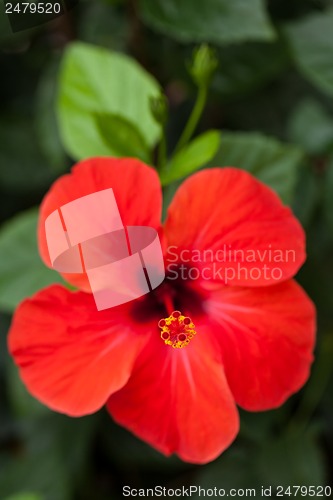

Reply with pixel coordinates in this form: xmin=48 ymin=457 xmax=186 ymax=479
xmin=158 ymin=310 xmax=196 ymax=349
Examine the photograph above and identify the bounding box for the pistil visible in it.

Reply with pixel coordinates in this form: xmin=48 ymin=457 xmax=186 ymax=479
xmin=158 ymin=311 xmax=196 ymax=349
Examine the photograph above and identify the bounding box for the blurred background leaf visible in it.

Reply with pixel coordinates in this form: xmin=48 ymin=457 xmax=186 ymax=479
xmin=284 ymin=8 xmax=333 ymax=97
xmin=324 ymin=155 xmax=333 ymax=234
xmin=0 ymin=209 xmax=63 ymax=313
xmin=0 ymin=117 xmax=56 ymax=192
xmin=207 ymin=132 xmax=304 ymax=203
xmin=4 ymin=494 xmax=42 ymax=500
xmin=6 ymin=357 xmax=50 ymax=419
xmin=212 ymin=40 xmax=288 ymax=97
xmin=193 ymin=430 xmax=325 ymax=498
xmin=0 ymin=0 xmax=333 ymax=498
xmin=0 ymin=413 xmax=96 ymax=500
xmin=287 ymin=98 xmax=333 ymax=156
xmin=255 ymin=431 xmax=326 ymax=488
xmin=139 ymin=0 xmax=276 ymax=44
xmin=35 ymin=60 xmax=68 ymax=173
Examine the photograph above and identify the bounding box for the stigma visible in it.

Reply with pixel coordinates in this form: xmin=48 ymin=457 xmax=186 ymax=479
xmin=158 ymin=311 xmax=196 ymax=349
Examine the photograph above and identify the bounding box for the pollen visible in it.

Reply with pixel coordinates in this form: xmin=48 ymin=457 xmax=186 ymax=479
xmin=158 ymin=311 xmax=196 ymax=349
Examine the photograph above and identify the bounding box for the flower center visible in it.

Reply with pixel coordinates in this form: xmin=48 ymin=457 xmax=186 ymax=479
xmin=158 ymin=311 xmax=196 ymax=349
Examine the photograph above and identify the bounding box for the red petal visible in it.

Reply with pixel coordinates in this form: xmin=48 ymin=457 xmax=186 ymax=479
xmin=38 ymin=157 xmax=162 ymax=290
xmin=164 ymin=168 xmax=305 ymax=286
xmin=107 ymin=326 xmax=239 ymax=464
xmin=204 ymin=280 xmax=316 ymax=410
xmin=8 ymin=285 xmax=149 ymax=416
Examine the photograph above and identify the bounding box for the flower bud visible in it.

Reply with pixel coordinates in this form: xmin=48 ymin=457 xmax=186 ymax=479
xmin=150 ymin=94 xmax=169 ymax=126
xmin=189 ymin=44 xmax=218 ymax=87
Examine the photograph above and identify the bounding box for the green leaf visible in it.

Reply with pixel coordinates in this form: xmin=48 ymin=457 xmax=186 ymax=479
xmin=213 ymin=41 xmax=288 ymax=97
xmin=0 ymin=209 xmax=63 ymax=313
xmin=36 ymin=59 xmax=68 ymax=172
xmin=4 ymin=494 xmax=42 ymax=500
xmin=239 ymin=408 xmax=288 ymax=443
xmin=207 ymin=132 xmax=304 ymax=203
xmin=101 ymin=419 xmax=189 ymax=472
xmin=324 ymin=155 xmax=333 ymax=234
xmin=57 ymin=42 xmax=161 ymax=160
xmin=0 ymin=116 xmax=56 ymax=192
xmin=162 ymin=180 xmax=182 ymax=221
xmin=161 ymin=130 xmax=220 ymax=185
xmin=194 ymin=432 xmax=325 ymax=499
xmin=256 ymin=432 xmax=326 ymax=488
xmin=284 ymin=9 xmax=333 ymax=97
xmin=0 ymin=415 xmax=96 ymax=500
xmin=0 ymin=417 xmax=72 ymax=500
xmin=7 ymin=357 xmax=50 ymax=418
xmin=95 ymin=113 xmax=151 ymax=163
xmin=139 ymin=0 xmax=275 ymax=45
xmin=287 ymin=98 xmax=333 ymax=155
xmin=192 ymin=447 xmax=258 ymax=499
xmin=292 ymin=163 xmax=320 ymax=227
xmin=77 ymin=0 xmax=128 ymax=51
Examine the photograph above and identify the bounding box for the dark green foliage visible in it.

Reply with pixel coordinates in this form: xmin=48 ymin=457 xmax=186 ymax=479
xmin=0 ymin=0 xmax=332 ymax=498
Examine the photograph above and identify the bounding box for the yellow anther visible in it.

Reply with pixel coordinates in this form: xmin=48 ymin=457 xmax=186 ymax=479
xmin=158 ymin=311 xmax=196 ymax=349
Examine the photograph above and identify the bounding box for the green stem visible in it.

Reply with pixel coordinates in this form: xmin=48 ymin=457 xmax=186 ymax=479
xmin=157 ymin=126 xmax=167 ymax=171
xmin=174 ymin=84 xmax=208 ymax=153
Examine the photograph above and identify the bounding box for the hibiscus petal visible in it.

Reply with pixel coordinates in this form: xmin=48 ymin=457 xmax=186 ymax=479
xmin=204 ymin=280 xmax=316 ymax=410
xmin=38 ymin=157 xmax=162 ymax=290
xmin=8 ymin=285 xmax=150 ymax=416
xmin=164 ymin=168 xmax=305 ymax=286
xmin=107 ymin=326 xmax=239 ymax=464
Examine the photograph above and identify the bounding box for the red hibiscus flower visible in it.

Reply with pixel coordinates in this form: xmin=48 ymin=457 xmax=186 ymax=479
xmin=8 ymin=157 xmax=316 ymax=464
